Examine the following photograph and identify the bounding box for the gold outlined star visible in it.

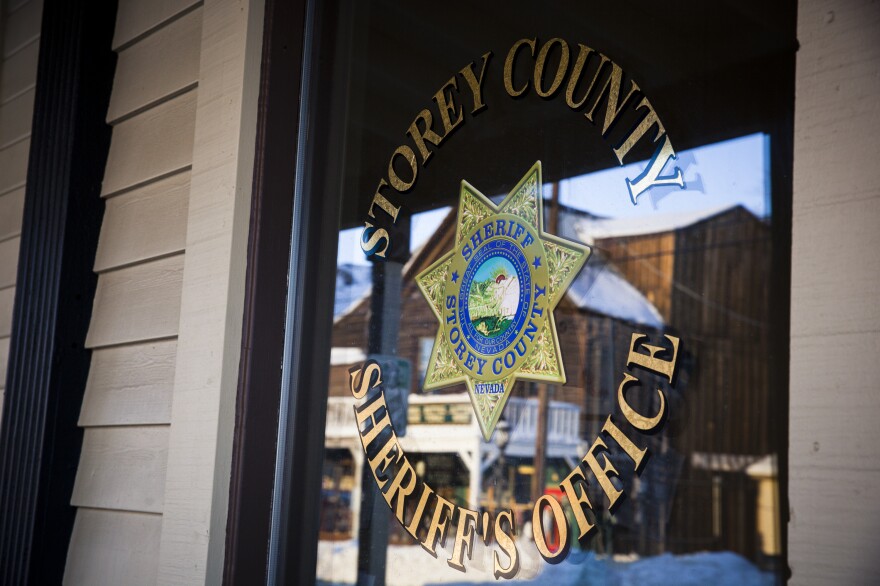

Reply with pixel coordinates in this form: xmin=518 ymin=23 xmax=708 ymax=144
xmin=416 ymin=162 xmax=590 ymax=439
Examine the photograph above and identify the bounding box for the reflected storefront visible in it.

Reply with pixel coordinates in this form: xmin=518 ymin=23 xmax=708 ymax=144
xmin=269 ymin=1 xmax=794 ymax=584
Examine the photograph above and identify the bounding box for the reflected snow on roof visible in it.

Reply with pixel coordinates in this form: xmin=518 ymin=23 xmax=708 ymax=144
xmin=566 ymin=260 xmax=664 ymax=328
xmin=573 ymin=203 xmax=737 ymax=244
xmin=335 ymin=204 xmax=746 ymax=328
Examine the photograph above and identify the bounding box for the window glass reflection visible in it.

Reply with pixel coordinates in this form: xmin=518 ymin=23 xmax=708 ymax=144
xmin=321 ymin=133 xmax=781 ymax=585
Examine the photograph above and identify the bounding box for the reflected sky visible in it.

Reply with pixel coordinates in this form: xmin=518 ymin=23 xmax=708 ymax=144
xmin=337 ymin=133 xmax=769 ymax=267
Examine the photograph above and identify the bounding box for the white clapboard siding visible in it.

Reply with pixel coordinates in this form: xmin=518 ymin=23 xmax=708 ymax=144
xmin=2 ymin=0 xmax=42 ymax=58
xmin=85 ymin=254 xmax=184 ymax=348
xmin=64 ymin=0 xmax=202 ymax=583
xmin=0 ymin=336 xmax=8 ymax=387
xmin=0 ymin=187 xmax=24 ymax=240
xmin=0 ymin=286 xmax=13 ymax=336
xmin=0 ymin=237 xmax=20 ymax=288
xmin=791 ymin=197 xmax=880 ymax=337
xmin=107 ymin=7 xmax=201 ymax=123
xmin=0 ymin=37 xmax=38 ymax=103
xmin=71 ymin=426 xmax=169 ymax=513
xmin=0 ymin=88 xmax=35 ymax=149
xmin=79 ymin=340 xmax=176 ymax=426
xmin=0 ymin=0 xmax=39 ymax=423
xmin=0 ymin=138 xmax=30 ymax=195
xmin=113 ymin=0 xmax=201 ymax=50
xmin=101 ymin=90 xmax=196 ymax=197
xmin=64 ymin=508 xmax=161 ymax=586
xmin=156 ymin=0 xmax=260 ymax=582
xmin=790 ymin=0 xmax=880 ymax=583
xmin=94 ymin=171 xmax=190 ymax=272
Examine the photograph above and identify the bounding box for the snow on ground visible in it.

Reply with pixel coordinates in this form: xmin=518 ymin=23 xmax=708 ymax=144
xmin=316 ymin=540 xmax=777 ymax=586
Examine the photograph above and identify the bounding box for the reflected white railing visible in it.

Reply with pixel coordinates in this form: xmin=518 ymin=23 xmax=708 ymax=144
xmin=325 ymin=396 xmax=358 ymax=436
xmin=325 ymin=394 xmax=581 ymax=456
xmin=504 ymin=397 xmax=580 ymax=445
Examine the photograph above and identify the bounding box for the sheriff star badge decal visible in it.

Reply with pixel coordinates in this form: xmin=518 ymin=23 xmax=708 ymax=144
xmin=416 ymin=161 xmax=590 ymax=439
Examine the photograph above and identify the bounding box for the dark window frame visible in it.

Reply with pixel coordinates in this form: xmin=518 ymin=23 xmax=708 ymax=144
xmin=0 ymin=1 xmax=118 ymax=583
xmin=225 ymin=2 xmax=797 ymax=583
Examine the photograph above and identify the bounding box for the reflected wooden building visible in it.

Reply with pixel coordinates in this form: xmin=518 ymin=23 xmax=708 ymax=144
xmin=588 ymin=205 xmax=777 ymax=561
xmin=325 ymin=202 xmax=777 ymax=564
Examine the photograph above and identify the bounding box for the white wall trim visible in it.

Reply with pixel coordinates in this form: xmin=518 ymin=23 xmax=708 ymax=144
xmin=156 ymin=0 xmax=265 ymax=583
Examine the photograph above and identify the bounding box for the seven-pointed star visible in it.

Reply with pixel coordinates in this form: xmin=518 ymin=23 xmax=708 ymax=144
xmin=415 ymin=162 xmax=590 ymax=439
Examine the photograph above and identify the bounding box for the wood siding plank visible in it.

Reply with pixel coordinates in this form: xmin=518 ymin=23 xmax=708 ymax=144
xmin=0 ymin=286 xmax=13 ymax=336
xmin=791 ymin=196 xmax=880 ymax=338
xmin=0 ymin=336 xmax=8 ymax=388
xmin=113 ymin=0 xmax=201 ymax=50
xmin=71 ymin=426 xmax=169 ymax=513
xmin=0 ymin=88 xmax=35 ymax=148
xmin=0 ymin=187 xmax=24 ymax=240
xmin=157 ymin=0 xmax=263 ymax=582
xmin=79 ymin=340 xmax=176 ymax=426
xmin=0 ymin=138 xmax=30 ymax=195
xmin=94 ymin=171 xmax=190 ymax=272
xmin=85 ymin=254 xmax=184 ymax=349
xmin=63 ymin=508 xmax=161 ymax=586
xmin=107 ymin=7 xmax=201 ymax=123
xmin=790 ymin=0 xmax=880 ymax=583
xmin=2 ymin=0 xmax=41 ymax=58
xmin=790 ymin=331 xmax=880 ymax=472
xmin=101 ymin=90 xmax=196 ymax=197
xmin=0 ymin=38 xmax=38 ymax=103
xmin=0 ymin=236 xmax=20 ymax=288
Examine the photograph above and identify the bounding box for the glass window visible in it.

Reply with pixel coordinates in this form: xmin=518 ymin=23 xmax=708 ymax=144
xmin=296 ymin=2 xmax=794 ymax=584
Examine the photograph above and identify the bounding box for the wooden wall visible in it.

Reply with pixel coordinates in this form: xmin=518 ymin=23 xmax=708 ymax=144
xmin=789 ymin=0 xmax=880 ymax=582
xmin=63 ymin=2 xmax=201 ymax=583
xmin=0 ymin=0 xmax=42 ymax=427
xmin=63 ymin=0 xmax=264 ymax=582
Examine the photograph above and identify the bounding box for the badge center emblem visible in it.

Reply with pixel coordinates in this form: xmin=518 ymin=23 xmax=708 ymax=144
xmin=447 ymin=212 xmax=549 ymax=383
xmin=417 ymin=161 xmax=590 ymax=439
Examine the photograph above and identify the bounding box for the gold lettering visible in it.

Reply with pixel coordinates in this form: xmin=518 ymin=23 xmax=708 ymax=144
xmin=406 ymin=483 xmax=435 ymax=538
xmin=493 ymin=510 xmax=519 ymax=579
xmin=387 ymin=145 xmax=418 ymax=192
xmin=447 ymin=507 xmax=479 ymax=572
xmin=584 ymin=436 xmax=624 ymax=511
xmin=348 ymin=361 xmax=382 ymax=400
xmin=532 ymin=495 xmax=570 ymax=563
xmin=354 ymin=392 xmax=390 ymax=449
xmin=559 ymin=466 xmax=596 ymax=541
xmin=433 ymin=77 xmax=464 ymax=136
xmin=617 ymin=372 xmax=666 ymax=432
xmin=422 ymin=494 xmax=455 ymax=557
xmin=602 ymin=414 xmax=648 ymax=471
xmin=627 ymin=333 xmax=680 ymax=382
xmin=368 ymin=431 xmax=403 ymax=489
xmin=565 ymin=44 xmax=604 ymax=109
xmin=613 ymin=96 xmax=665 ymax=163
xmin=367 ymin=179 xmax=401 ymax=221
xmin=534 ymin=38 xmax=570 ymax=98
xmin=384 ymin=456 xmax=418 ymax=531
xmin=459 ymin=52 xmax=492 ymax=114
xmin=406 ymin=109 xmax=444 ymax=165
xmin=504 ymin=38 xmax=536 ymax=97
xmin=584 ymin=62 xmax=640 ymax=135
